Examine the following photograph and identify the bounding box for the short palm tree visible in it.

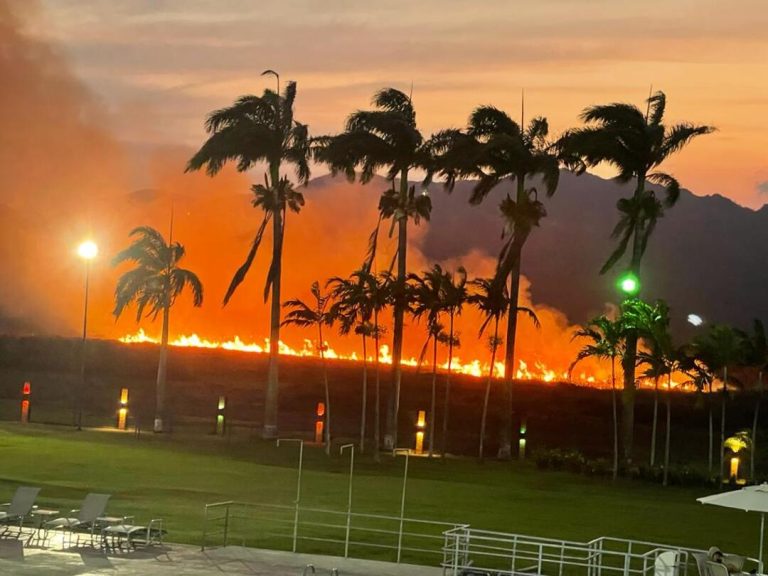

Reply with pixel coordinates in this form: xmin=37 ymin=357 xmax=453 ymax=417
xmin=409 ymin=265 xmax=450 ymax=457
xmin=112 ymin=226 xmax=203 ymax=433
xmin=562 ymin=91 xmax=713 ymax=463
xmin=470 ymin=277 xmax=538 ymax=461
xmin=328 ymin=269 xmax=378 ymax=453
xmin=186 ymin=71 xmax=310 ymax=439
xmin=570 ymin=315 xmax=624 ymax=480
xmin=282 ymin=281 xmax=334 ymax=454
xmin=315 ymin=88 xmax=435 ymax=449
xmin=439 ymin=267 xmax=467 ymax=456
xmin=693 ymin=324 xmax=745 ymax=479
xmin=435 ymin=109 xmax=561 ymax=458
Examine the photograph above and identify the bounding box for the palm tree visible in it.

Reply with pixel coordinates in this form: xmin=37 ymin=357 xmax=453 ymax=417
xmin=470 ymin=278 xmax=538 ymax=461
xmin=409 ymin=265 xmax=450 ymax=457
xmin=744 ymin=319 xmax=767 ymax=479
xmin=328 ymin=269 xmax=378 ymax=453
xmin=282 ymin=281 xmax=334 ymax=454
xmin=439 ymin=267 xmax=467 ymax=456
xmin=186 ymin=71 xmax=310 ymax=439
xmin=693 ymin=324 xmax=745 ymax=479
xmin=562 ymin=91 xmax=713 ymax=463
xmin=315 ymin=88 xmax=435 ymax=449
xmin=570 ymin=315 xmax=624 ymax=480
xmin=112 ymin=226 xmax=203 ymax=433
xmin=435 ymin=109 xmax=561 ymax=458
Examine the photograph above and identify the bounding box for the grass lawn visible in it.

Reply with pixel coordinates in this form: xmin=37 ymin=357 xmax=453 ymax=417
xmin=0 ymin=422 xmax=759 ymax=564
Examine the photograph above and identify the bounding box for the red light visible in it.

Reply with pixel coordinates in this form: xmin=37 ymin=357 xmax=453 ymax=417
xmin=22 ymin=382 xmax=30 ymax=395
xmin=316 ymin=402 xmax=325 ymax=417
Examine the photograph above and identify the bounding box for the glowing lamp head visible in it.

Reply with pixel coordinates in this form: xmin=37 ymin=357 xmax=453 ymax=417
xmin=687 ymin=314 xmax=704 ymax=327
xmin=78 ymin=241 xmax=98 ymax=260
xmin=617 ymin=272 xmax=640 ymax=296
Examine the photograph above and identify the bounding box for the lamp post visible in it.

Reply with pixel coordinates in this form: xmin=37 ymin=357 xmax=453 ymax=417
xmin=76 ymin=240 xmax=97 ymax=430
xmin=340 ymin=443 xmax=355 ymax=557
xmin=277 ymin=438 xmax=304 ymax=552
xmin=393 ymin=448 xmax=410 ymax=563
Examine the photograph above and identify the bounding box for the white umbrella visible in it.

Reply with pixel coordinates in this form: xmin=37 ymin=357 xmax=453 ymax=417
xmin=698 ymin=483 xmax=768 ymax=567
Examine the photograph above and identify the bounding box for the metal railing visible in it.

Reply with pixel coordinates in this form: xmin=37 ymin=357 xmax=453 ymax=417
xmin=202 ymin=500 xmax=463 ymax=565
xmin=441 ymin=527 xmax=762 ymax=576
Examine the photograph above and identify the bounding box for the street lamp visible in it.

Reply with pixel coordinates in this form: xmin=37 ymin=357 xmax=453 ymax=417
xmin=393 ymin=448 xmax=410 ymax=563
xmin=340 ymin=443 xmax=355 ymax=558
xmin=76 ymin=240 xmax=98 ymax=430
xmin=276 ymin=438 xmax=304 ymax=552
xmin=617 ymin=271 xmax=640 ymax=297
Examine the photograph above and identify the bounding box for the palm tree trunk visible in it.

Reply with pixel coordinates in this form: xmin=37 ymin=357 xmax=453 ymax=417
xmin=720 ymin=366 xmax=727 ymax=480
xmin=428 ymin=335 xmax=437 ymax=457
xmin=264 ymin=166 xmax=283 ymax=439
xmin=360 ymin=333 xmax=368 ymax=453
xmin=662 ymin=373 xmax=672 ymax=487
xmin=500 ymin=242 xmax=523 ymax=459
xmin=374 ymin=313 xmax=381 ymax=463
xmin=154 ymin=303 xmax=171 ymax=432
xmin=620 ymin=175 xmax=646 ymax=464
xmin=441 ymin=311 xmax=455 ymax=457
xmin=479 ymin=318 xmax=499 ymax=462
xmin=386 ymin=171 xmax=409 ymax=450
xmin=319 ymin=322 xmax=331 ymax=455
xmin=708 ymin=380 xmax=714 ymax=475
xmin=752 ymin=371 xmax=763 ymax=480
xmin=611 ymin=357 xmax=618 ymax=481
xmin=650 ymin=377 xmax=659 ymax=467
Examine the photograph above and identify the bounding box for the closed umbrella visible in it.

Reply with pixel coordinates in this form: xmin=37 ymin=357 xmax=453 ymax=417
xmin=698 ymin=483 xmax=768 ymax=568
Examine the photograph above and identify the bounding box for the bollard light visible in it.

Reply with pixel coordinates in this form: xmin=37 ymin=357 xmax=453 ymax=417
xmin=730 ymin=457 xmax=740 ymax=480
xmin=216 ymin=395 xmax=226 ymax=435
xmin=314 ymin=402 xmax=325 ymax=444
xmin=21 ymin=381 xmax=31 ymax=424
xmin=519 ymin=418 xmax=527 ymax=460
xmin=117 ymin=388 xmax=129 ymax=430
xmin=415 ymin=410 xmax=426 ymax=455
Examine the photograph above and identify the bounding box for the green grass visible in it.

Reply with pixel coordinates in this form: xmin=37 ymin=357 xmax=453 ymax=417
xmin=0 ymin=422 xmax=760 ymax=564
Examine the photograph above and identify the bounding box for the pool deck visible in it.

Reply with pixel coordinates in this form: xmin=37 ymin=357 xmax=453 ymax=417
xmin=0 ymin=540 xmax=444 ymax=575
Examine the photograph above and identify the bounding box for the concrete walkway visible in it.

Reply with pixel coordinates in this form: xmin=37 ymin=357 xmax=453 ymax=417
xmin=0 ymin=541 xmax=444 ymax=575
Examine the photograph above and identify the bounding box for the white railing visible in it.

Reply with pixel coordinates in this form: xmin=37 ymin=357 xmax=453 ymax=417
xmin=202 ymin=500 xmax=463 ymax=565
xmin=441 ymin=527 xmax=762 ymax=576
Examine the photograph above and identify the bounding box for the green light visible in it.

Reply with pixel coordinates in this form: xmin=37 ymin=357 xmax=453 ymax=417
xmin=617 ymin=272 xmax=640 ymax=296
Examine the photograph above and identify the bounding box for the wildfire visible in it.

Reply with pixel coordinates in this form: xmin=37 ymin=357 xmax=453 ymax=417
xmin=118 ymin=329 xmax=609 ymax=385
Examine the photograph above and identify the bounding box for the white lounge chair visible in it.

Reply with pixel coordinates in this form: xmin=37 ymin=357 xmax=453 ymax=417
xmin=44 ymin=493 xmax=111 ymax=548
xmin=0 ymin=486 xmax=40 ymax=538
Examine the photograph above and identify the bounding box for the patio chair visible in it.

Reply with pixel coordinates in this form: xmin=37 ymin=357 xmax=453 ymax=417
xmin=44 ymin=493 xmax=110 ymax=548
xmin=0 ymin=486 xmax=40 ymax=538
xmin=654 ymin=550 xmax=679 ymax=576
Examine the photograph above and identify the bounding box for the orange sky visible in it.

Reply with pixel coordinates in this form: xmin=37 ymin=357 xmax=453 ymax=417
xmin=27 ymin=0 xmax=768 ymax=208
xmin=1 ymin=0 xmax=766 ymax=381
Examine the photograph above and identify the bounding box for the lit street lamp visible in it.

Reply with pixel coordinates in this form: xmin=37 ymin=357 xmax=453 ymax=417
xmin=617 ymin=271 xmax=640 ymax=297
xmin=76 ymin=240 xmax=98 ymax=430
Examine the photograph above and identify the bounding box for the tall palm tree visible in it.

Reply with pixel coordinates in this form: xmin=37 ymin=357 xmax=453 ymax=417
xmin=409 ymin=265 xmax=450 ymax=457
xmin=693 ymin=324 xmax=745 ymax=479
xmin=436 ymin=110 xmax=561 ymax=458
xmin=112 ymin=226 xmax=203 ymax=433
xmin=186 ymin=71 xmax=310 ymax=439
xmin=439 ymin=267 xmax=467 ymax=456
xmin=562 ymin=91 xmax=713 ymax=463
xmin=570 ymin=315 xmax=624 ymax=480
xmin=328 ymin=269 xmax=378 ymax=453
xmin=282 ymin=281 xmax=334 ymax=455
xmin=745 ymin=319 xmax=768 ymax=479
xmin=315 ymin=88 xmax=435 ymax=449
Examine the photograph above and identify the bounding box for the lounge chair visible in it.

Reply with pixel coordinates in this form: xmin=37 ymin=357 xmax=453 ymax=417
xmin=44 ymin=493 xmax=110 ymax=548
xmin=655 ymin=550 xmax=679 ymax=576
xmin=0 ymin=486 xmax=40 ymax=538
xmin=102 ymin=518 xmax=165 ymax=550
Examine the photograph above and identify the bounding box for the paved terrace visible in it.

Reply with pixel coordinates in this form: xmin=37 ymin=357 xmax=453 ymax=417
xmin=0 ymin=541 xmax=443 ymax=576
